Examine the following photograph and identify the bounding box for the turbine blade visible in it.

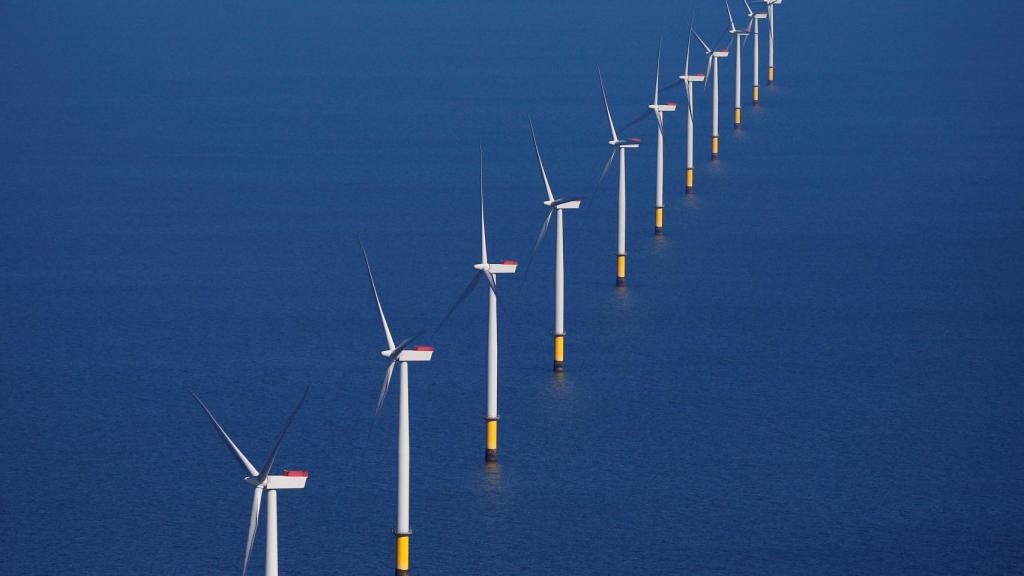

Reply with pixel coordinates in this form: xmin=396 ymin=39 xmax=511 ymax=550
xmin=360 ymin=242 xmax=396 ymax=350
xmin=480 ymin=271 xmax=496 ymax=301
xmin=685 ymin=31 xmax=692 ymax=77
xmin=388 ymin=331 xmax=423 ymax=362
xmin=616 ymin=108 xmax=654 ymax=135
xmin=704 ymin=54 xmax=714 ymax=93
xmin=374 ymin=360 xmax=397 ymax=417
xmin=682 ymin=81 xmax=694 ymax=123
xmin=371 ymin=331 xmax=423 ymax=418
xmin=242 ymin=486 xmax=264 ymax=576
xmin=433 ymin=270 xmax=483 ymax=335
xmin=693 ymin=29 xmax=713 ymax=54
xmin=743 ymin=0 xmax=754 ymax=17
xmin=256 ymin=385 xmax=310 ymax=482
xmin=655 ymin=108 xmax=665 ymax=139
xmin=192 ymin=393 xmax=259 ymax=477
xmin=523 ymin=207 xmax=554 ymax=279
xmin=479 ymin=146 xmax=488 ymax=264
xmin=658 ymin=78 xmax=683 ymax=94
xmin=717 ymin=29 xmax=732 ymax=52
xmin=596 ymin=147 xmax=619 ymax=191
xmin=529 ymin=117 xmax=556 ymax=202
xmin=653 ymin=37 xmax=662 ymax=106
xmin=725 ymin=0 xmax=736 ymax=31
xmin=598 ymin=68 xmax=619 ymax=142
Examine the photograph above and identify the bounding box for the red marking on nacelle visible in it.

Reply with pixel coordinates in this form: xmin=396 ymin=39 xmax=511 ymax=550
xmin=413 ymin=346 xmax=434 ymax=351
xmin=629 ymin=138 xmax=642 ymax=143
xmin=284 ymin=470 xmax=309 ymax=477
xmin=501 ymin=260 xmax=518 ymax=265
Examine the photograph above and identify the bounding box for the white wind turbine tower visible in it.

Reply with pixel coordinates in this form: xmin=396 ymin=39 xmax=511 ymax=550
xmin=192 ymin=387 xmax=310 ymax=576
xmin=693 ymin=30 xmax=729 ymax=159
xmin=527 ymin=119 xmax=582 ymax=372
xmin=680 ymin=29 xmax=706 ymax=192
xmin=598 ymin=69 xmax=641 ymax=286
xmin=361 ymin=244 xmax=434 ymax=576
xmin=725 ymin=0 xmax=752 ymax=129
xmin=744 ymin=0 xmax=769 ymax=105
xmin=648 ymin=41 xmax=676 ymax=235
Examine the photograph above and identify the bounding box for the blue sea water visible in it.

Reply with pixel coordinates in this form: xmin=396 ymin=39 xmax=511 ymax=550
xmin=2 ymin=1 xmax=1023 ymax=574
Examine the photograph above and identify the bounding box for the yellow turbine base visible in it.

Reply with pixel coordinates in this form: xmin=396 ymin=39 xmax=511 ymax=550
xmin=396 ymin=535 xmax=410 ymax=574
xmin=553 ymin=334 xmax=564 ymax=372
xmin=616 ymin=254 xmax=626 ymax=285
xmin=686 ymin=168 xmax=694 ymax=191
xmin=486 ymin=419 xmax=497 ymax=451
xmin=655 ymin=207 xmax=663 ymax=234
xmin=753 ymin=85 xmax=759 ymax=104
xmin=735 ymin=108 xmax=741 ymax=127
xmin=768 ymin=66 xmax=774 ymax=83
xmin=712 ymin=136 xmax=719 ymax=158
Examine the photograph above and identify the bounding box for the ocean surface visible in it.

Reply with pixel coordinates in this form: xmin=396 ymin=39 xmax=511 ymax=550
xmin=2 ymin=1 xmax=1023 ymax=574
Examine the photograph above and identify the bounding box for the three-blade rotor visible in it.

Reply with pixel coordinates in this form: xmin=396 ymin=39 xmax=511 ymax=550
xmin=192 ymin=386 xmax=310 ymax=576
xmin=524 ymin=119 xmax=581 ymax=277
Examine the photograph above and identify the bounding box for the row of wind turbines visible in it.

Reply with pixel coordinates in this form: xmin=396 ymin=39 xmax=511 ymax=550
xmin=191 ymin=1 xmax=785 ymax=575
xmin=605 ymin=0 xmax=780 ymax=287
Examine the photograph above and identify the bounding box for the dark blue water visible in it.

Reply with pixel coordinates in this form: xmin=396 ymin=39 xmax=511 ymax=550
xmin=3 ymin=1 xmax=1023 ymax=574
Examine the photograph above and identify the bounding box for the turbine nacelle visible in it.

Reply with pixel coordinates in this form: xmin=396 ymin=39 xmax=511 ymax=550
xmin=610 ymin=138 xmax=641 ymax=148
xmin=649 ymin=102 xmax=677 ymax=113
xmin=680 ymin=74 xmax=706 ymax=83
xmin=380 ymin=346 xmax=434 ymax=362
xmin=713 ymin=49 xmax=730 ymax=58
xmin=244 ymin=471 xmax=310 ymax=490
xmin=544 ymin=198 xmax=582 ymax=210
xmin=476 ymin=260 xmax=518 ymax=274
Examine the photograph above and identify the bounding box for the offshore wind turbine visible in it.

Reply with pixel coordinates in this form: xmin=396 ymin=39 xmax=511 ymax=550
xmin=474 ymin=151 xmax=517 ymax=462
xmin=693 ymin=30 xmax=729 ymax=159
xmin=725 ymin=0 xmax=752 ymax=129
xmin=648 ymin=41 xmax=676 ymax=235
xmin=441 ymin=150 xmax=517 ymax=461
xmin=598 ymin=69 xmax=641 ymax=286
xmin=362 ymin=244 xmax=434 ymax=576
xmin=680 ymin=29 xmax=706 ymax=192
xmin=761 ymin=0 xmax=782 ymax=84
xmin=192 ymin=387 xmax=310 ymax=576
xmin=528 ymin=119 xmax=582 ymax=372
xmin=744 ymin=0 xmax=769 ymax=105
xmin=432 ymin=151 xmax=516 ymax=459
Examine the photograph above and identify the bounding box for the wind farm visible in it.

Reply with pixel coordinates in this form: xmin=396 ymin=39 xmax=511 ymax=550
xmin=7 ymin=3 xmax=1024 ymax=576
